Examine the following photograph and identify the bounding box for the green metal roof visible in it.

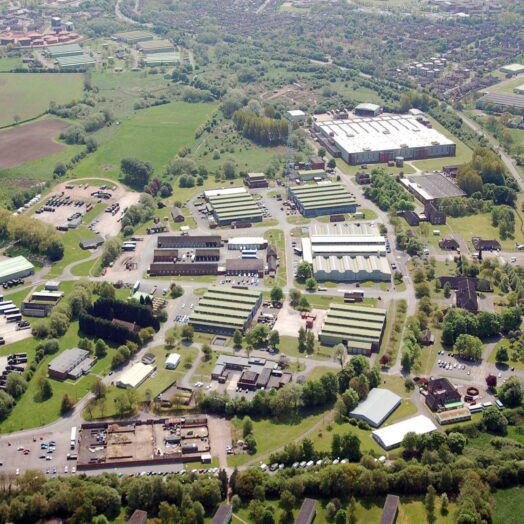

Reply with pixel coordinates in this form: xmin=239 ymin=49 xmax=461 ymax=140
xmin=208 ymin=286 xmax=261 ymax=299
xmin=193 ymin=305 xmax=249 ymax=319
xmin=199 ymin=298 xmax=254 ymax=311
xmin=189 ymin=313 xmax=245 ymax=327
xmin=330 ymin=303 xmax=388 ymax=316
xmin=0 ymin=256 xmax=34 ymax=280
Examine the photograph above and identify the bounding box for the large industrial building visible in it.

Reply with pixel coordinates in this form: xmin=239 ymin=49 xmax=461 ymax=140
xmin=0 ymin=256 xmax=35 ymax=284
xmin=349 ymin=388 xmax=401 ymax=427
xmin=204 ymin=187 xmax=263 ymax=226
xmin=116 ymin=362 xmax=156 ymax=389
xmin=287 ymin=182 xmax=357 ymax=218
xmin=372 ymin=415 xmax=437 ymax=450
xmin=188 ymin=286 xmax=262 ymax=335
xmin=301 ymin=223 xmax=391 ymax=282
xmin=114 ymin=30 xmax=154 ymax=44
xmin=137 ymin=39 xmax=175 ymax=54
xmin=48 ymin=348 xmax=95 ymax=381
xmin=400 ymin=172 xmax=466 ymax=204
xmin=318 ymin=303 xmax=387 ymax=355
xmin=314 ymin=113 xmax=456 ymax=165
xmin=477 ymin=93 xmax=524 ymax=113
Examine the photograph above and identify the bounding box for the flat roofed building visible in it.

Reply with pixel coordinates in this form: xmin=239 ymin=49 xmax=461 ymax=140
xmin=436 ymin=407 xmax=471 ymax=425
xmin=48 ymin=348 xmax=92 ymax=380
xmin=354 ymin=102 xmax=382 ymax=117
xmin=372 ymin=415 xmax=437 ymax=450
xmin=165 ymin=353 xmax=181 ymax=370
xmin=115 ymin=30 xmax=154 ymax=43
xmin=379 ymin=495 xmax=400 ymax=524
xmin=297 ymin=169 xmax=327 ymax=181
xmin=206 ymin=187 xmax=262 ymax=226
xmin=294 ymin=498 xmax=317 ymax=524
xmin=500 ymin=63 xmax=524 ymax=74
xmin=225 ymin=258 xmax=264 ymax=276
xmin=46 ymin=43 xmax=83 ymax=57
xmin=56 ymin=54 xmax=95 ymax=69
xmin=245 ymin=172 xmax=269 ymax=188
xmin=212 ymin=504 xmax=232 ymax=524
xmin=319 ymin=303 xmax=387 ymax=354
xmin=349 ymin=388 xmax=401 ymax=427
xmin=116 ymin=362 xmax=156 ymax=388
xmin=400 ymin=173 xmax=465 ymax=204
xmin=228 ymin=237 xmax=267 ymax=250
xmin=80 ymin=236 xmax=104 ymax=250
xmin=286 ymin=109 xmax=306 ymax=122
xmin=314 ymin=113 xmax=456 ymax=165
xmin=189 ymin=286 xmax=262 ymax=335
xmin=144 ymin=52 xmax=180 ymax=66
xmin=137 ymin=38 xmax=174 ymax=54
xmin=478 ymin=93 xmax=524 ymax=111
xmin=0 ymin=256 xmax=34 ymax=283
xmin=302 ymin=223 xmax=390 ymax=282
xmin=288 ymin=182 xmax=357 ymax=218
xmin=157 ymin=235 xmax=221 ymax=249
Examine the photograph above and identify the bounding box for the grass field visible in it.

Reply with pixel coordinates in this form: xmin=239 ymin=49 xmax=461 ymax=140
xmin=228 ymin=411 xmax=326 ymax=467
xmin=488 ymin=339 xmax=524 ymax=371
xmin=0 ymin=56 xmax=23 ymax=71
xmin=0 ymin=73 xmax=84 ymax=127
xmin=492 ymin=487 xmax=524 ymax=524
xmin=481 ymin=76 xmax=524 ymax=95
xmin=71 ymin=101 xmax=217 ymax=181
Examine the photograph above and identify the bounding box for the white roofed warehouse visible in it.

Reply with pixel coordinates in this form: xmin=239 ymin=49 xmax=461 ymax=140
xmin=302 ymin=223 xmax=391 ymax=282
xmin=117 ymin=362 xmax=156 ymax=388
xmin=0 ymin=256 xmax=35 ymax=284
xmin=313 ymin=113 xmax=456 ymax=165
xmin=349 ymin=388 xmax=401 ymax=427
xmin=318 ymin=302 xmax=387 ymax=355
xmin=372 ymin=415 xmax=437 ymax=450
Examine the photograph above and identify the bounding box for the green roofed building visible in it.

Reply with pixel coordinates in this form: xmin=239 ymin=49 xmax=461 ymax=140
xmin=0 ymin=256 xmax=35 ymax=284
xmin=205 ymin=187 xmax=263 ymax=226
xmin=318 ymin=303 xmax=387 ymax=355
xmin=56 ymin=54 xmax=95 ymax=70
xmin=189 ymin=286 xmax=262 ymax=335
xmin=144 ymin=52 xmax=180 ymax=66
xmin=287 ymin=182 xmax=357 ymax=217
xmin=114 ymin=30 xmax=154 ymax=44
xmin=46 ymin=43 xmax=84 ymax=58
xmin=138 ymin=39 xmax=175 ymax=54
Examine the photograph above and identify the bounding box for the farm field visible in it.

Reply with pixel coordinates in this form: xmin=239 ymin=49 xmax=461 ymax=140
xmin=71 ymin=101 xmax=217 ymax=180
xmin=0 ymin=119 xmax=70 ymax=169
xmin=0 ymin=73 xmax=84 ymax=127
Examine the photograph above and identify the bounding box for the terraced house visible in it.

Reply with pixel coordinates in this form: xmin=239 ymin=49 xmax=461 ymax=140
xmin=188 ymin=286 xmax=262 ymax=335
xmin=318 ymin=303 xmax=387 ymax=355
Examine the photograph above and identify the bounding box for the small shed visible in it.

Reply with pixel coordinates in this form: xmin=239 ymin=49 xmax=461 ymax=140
xmin=171 ymin=207 xmax=185 ymax=222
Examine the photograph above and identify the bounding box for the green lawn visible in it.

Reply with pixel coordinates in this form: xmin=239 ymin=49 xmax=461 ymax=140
xmin=488 ymin=338 xmax=524 ymax=371
xmin=279 ymin=335 xmax=333 ymax=361
xmin=481 ymin=76 xmax=524 ymax=95
xmin=228 ymin=411 xmax=326 ymax=467
xmin=71 ymin=101 xmax=217 ymax=181
xmin=0 ymin=56 xmax=23 ymax=71
xmin=263 ymin=229 xmax=287 ymax=288
xmin=447 ymin=213 xmax=524 ymax=251
xmin=0 ymin=73 xmax=84 ymax=127
xmin=492 ymin=487 xmax=524 ymax=524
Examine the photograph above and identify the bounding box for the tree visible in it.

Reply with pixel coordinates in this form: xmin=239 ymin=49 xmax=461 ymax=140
xmin=482 ymin=406 xmax=508 ymax=435
xmin=289 ymin=288 xmax=301 ymax=307
xmin=243 ymin=417 xmax=253 ymax=437
xmin=95 ymin=338 xmax=108 ymax=358
xmin=53 ymin=162 xmax=67 ymax=177
xmin=5 ymin=374 xmax=27 ymax=399
xmin=333 ymin=343 xmax=347 ymax=368
xmin=443 ymin=281 xmax=452 ymax=298
xmin=401 ymin=351 xmax=412 ymax=373
xmin=91 ymin=378 xmax=107 ymax=400
xmin=272 ymin=383 xmax=303 ymax=418
xmin=270 ymin=286 xmax=284 ymax=303
xmin=498 ymin=376 xmax=523 ymax=407
xmin=37 ymin=377 xmax=53 ymax=401
xmin=269 ymin=330 xmax=280 ymax=348
xmin=296 ymin=262 xmax=313 ymax=281
xmin=305 ymin=277 xmax=317 ymax=291
xmin=500 ymin=307 xmax=521 ymax=333
xmin=298 ymin=296 xmax=310 ymax=311
xmin=233 ymin=329 xmax=243 ymax=349
xmin=305 ymin=330 xmax=315 ymax=354
xmin=340 ymin=432 xmax=361 ymax=461
xmin=348 ymin=496 xmax=357 ymax=524
xmin=181 ymin=325 xmax=194 ymax=342
xmin=60 ymin=393 xmax=75 ymax=414
xmin=341 ymin=387 xmax=359 ymax=412
xmin=248 ymin=324 xmax=270 ymax=346
xmin=334 ymin=509 xmax=347 ymax=524
xmin=453 ymin=334 xmax=483 ymax=360
xmin=244 ymin=434 xmax=257 ymax=454
xmin=447 ymin=432 xmax=467 ymax=454
xmin=279 ymin=490 xmax=295 ymax=515
xmin=328 ymin=158 xmax=336 ymax=169
xmin=485 ymin=374 xmax=497 ymax=390
xmin=379 ymin=354 xmax=390 ymax=367
xmin=440 ymin=493 xmax=449 ymax=516
xmin=121 ymin=158 xmax=153 ymax=188
xmin=202 ymin=343 xmax=212 ymax=361
xmin=495 ymin=345 xmax=509 ymax=364
xmin=298 ymin=327 xmax=306 ymax=353
xmin=349 ymin=375 xmax=369 ymax=400
xmin=425 ymin=485 xmax=436 ymax=518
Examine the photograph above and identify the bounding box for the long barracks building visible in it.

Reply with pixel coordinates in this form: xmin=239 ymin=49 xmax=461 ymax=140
xmin=287 ymin=182 xmax=357 ymax=218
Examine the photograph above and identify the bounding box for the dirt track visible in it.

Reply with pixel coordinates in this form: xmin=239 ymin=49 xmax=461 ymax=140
xmin=0 ymin=119 xmax=70 ymax=169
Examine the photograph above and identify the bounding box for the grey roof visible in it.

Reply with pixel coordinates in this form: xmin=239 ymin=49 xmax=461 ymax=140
xmin=349 ymin=388 xmax=401 ymax=427
xmin=48 ymin=348 xmax=89 ymax=375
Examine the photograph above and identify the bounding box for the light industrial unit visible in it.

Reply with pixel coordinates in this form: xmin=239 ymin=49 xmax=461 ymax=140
xmin=205 ymin=187 xmax=263 ymax=226
xmin=48 ymin=348 xmax=95 ymax=381
xmin=46 ymin=43 xmax=84 ymax=58
xmin=114 ymin=30 xmax=154 ymax=44
xmin=0 ymin=256 xmax=35 ymax=284
xmin=301 ymin=223 xmax=391 ymax=282
xmin=116 ymin=362 xmax=156 ymax=388
xmin=349 ymin=388 xmax=401 ymax=427
xmin=287 ymin=182 xmax=357 ymax=218
xmin=400 ymin=172 xmax=466 ymax=204
xmin=318 ymin=303 xmax=387 ymax=355
xmin=56 ymin=54 xmax=96 ymax=69
xmin=188 ymin=286 xmax=262 ymax=335
xmin=372 ymin=415 xmax=437 ymax=450
xmin=137 ymin=39 xmax=175 ymax=54
xmin=314 ymin=113 xmax=456 ymax=165
xmin=144 ymin=52 xmax=180 ymax=66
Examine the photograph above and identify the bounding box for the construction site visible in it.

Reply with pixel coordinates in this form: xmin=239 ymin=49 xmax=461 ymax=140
xmin=77 ymin=416 xmax=211 ymax=470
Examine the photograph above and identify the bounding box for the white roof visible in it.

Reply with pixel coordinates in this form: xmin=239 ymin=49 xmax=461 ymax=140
xmin=349 ymin=388 xmax=401 ymax=427
xmin=372 ymin=415 xmax=437 ymax=449
xmin=204 ymin=187 xmax=247 ymax=198
xmin=165 ymin=353 xmax=181 ymax=367
xmin=229 ymin=237 xmax=266 ymax=245
xmin=355 ymin=102 xmax=381 ymax=112
xmin=501 ymin=63 xmax=524 ymax=73
xmin=287 ymin=109 xmax=306 ymax=117
xmin=117 ymin=362 xmax=155 ymax=388
xmin=316 ymin=113 xmax=454 ymax=155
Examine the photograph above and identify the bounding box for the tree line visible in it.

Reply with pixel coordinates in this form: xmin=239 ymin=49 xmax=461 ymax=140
xmin=232 ymin=110 xmax=289 ymax=146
